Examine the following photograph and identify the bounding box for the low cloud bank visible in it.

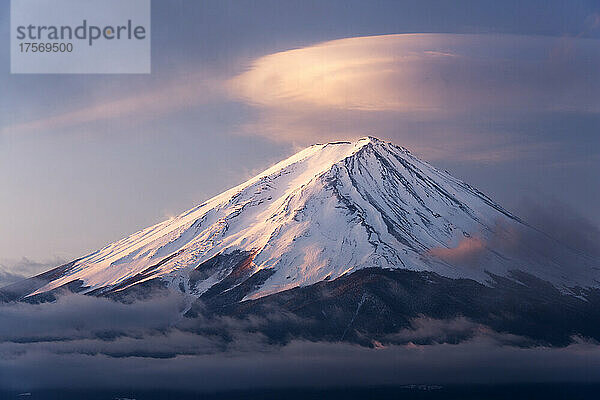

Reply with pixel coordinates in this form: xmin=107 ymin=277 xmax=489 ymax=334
xmin=1 ymin=292 xmax=600 ymax=392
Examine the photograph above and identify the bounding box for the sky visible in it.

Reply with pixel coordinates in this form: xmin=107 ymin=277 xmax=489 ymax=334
xmin=1 ymin=0 xmax=599 ymax=278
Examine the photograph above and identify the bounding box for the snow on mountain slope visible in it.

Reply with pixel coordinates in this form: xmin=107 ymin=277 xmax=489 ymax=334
xmin=14 ymin=137 xmax=600 ymax=300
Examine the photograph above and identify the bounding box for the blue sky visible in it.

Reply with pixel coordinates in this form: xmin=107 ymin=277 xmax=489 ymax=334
xmin=0 ymin=0 xmax=599 ymax=270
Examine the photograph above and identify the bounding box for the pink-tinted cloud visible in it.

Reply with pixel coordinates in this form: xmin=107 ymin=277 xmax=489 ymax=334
xmin=428 ymin=237 xmax=487 ymax=266
xmin=1 ymin=74 xmax=223 ymax=136
xmin=228 ymin=33 xmax=600 ymax=158
xmin=231 ymin=34 xmax=600 ymax=115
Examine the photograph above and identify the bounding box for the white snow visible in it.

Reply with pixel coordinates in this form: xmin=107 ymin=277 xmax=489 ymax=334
xmin=28 ymin=137 xmax=599 ymax=299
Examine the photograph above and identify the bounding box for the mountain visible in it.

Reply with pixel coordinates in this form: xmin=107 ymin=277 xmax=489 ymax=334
xmin=2 ymin=136 xmax=598 ymax=300
xmin=2 ymin=137 xmax=600 ymax=345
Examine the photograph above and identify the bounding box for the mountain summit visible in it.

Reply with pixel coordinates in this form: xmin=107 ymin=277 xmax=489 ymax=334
xmin=2 ymin=137 xmax=598 ymax=304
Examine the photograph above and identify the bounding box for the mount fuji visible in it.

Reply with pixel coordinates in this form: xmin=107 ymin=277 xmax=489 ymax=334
xmin=2 ymin=137 xmax=599 ymax=345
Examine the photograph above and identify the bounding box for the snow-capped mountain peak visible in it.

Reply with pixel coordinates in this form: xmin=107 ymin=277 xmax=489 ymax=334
xmin=5 ymin=137 xmax=598 ymax=302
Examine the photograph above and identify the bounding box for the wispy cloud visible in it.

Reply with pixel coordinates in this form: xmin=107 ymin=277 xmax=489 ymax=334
xmin=231 ymin=34 xmax=600 ymax=115
xmin=4 ymin=33 xmax=599 ymax=165
xmin=228 ymin=33 xmax=600 ymax=162
xmin=427 ymin=200 xmax=600 ymax=275
xmin=428 ymin=237 xmax=487 ymax=266
xmin=0 ymin=257 xmax=66 ymax=287
xmin=0 ymin=74 xmax=224 ymax=137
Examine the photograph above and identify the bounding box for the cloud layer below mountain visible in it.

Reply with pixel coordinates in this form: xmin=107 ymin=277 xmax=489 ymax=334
xmin=1 ymin=290 xmax=600 ymax=392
